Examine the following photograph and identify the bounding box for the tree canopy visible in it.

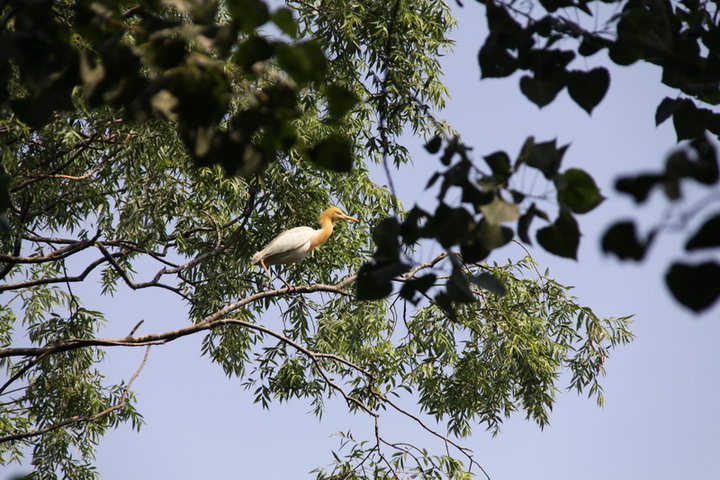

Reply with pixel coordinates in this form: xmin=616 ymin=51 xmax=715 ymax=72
xmin=3 ymin=0 xmax=717 ymax=477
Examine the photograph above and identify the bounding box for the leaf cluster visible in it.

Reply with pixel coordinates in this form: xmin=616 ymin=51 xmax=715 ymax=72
xmin=469 ymin=0 xmax=720 ymax=312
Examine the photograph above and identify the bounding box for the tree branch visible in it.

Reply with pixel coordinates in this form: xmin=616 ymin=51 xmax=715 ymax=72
xmin=0 ymin=254 xmax=117 ymax=293
xmin=0 ymin=232 xmax=101 ymax=264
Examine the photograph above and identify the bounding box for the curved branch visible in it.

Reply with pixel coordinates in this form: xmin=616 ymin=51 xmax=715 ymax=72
xmin=0 ymin=255 xmax=116 ymax=293
xmin=0 ymin=232 xmax=101 ymax=264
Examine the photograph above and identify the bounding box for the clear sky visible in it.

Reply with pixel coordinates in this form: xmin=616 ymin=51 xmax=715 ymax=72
xmin=5 ymin=2 xmax=719 ymax=480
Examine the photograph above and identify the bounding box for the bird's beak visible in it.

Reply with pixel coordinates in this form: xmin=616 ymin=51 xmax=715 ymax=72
xmin=341 ymin=214 xmax=360 ymax=223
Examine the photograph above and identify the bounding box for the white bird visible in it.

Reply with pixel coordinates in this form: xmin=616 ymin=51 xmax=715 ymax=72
xmin=252 ymin=207 xmax=359 ymax=284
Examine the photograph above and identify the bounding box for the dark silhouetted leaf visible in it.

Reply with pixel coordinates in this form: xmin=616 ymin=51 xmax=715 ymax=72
xmin=440 ymin=136 xmax=460 ymax=166
xmin=555 ymin=168 xmax=604 ymax=214
xmin=666 ymin=261 xmax=720 ymax=312
xmin=578 ymin=36 xmax=604 ymax=56
xmin=308 ymin=134 xmax=352 ymax=172
xmin=520 ymin=75 xmax=564 ymax=108
xmin=459 ymin=219 xmax=512 ymax=263
xmin=615 ymin=174 xmax=664 ymax=203
xmin=400 ymin=274 xmax=437 ymax=303
xmin=601 ymin=221 xmax=653 ymax=261
xmin=517 ymin=202 xmax=548 ymax=244
xmin=425 ymin=172 xmax=441 ymax=190
xmin=424 ymin=135 xmax=442 ymax=154
xmin=461 ymin=183 xmax=494 ymax=208
xmin=655 ymin=97 xmax=681 ymax=126
xmin=447 ymin=270 xmax=476 ymax=304
xmin=538 ymin=0 xmax=576 ymax=12
xmin=400 ymin=207 xmax=432 ymax=245
xmin=524 ymin=139 xmax=569 ymax=179
xmin=470 ymin=272 xmax=506 ymax=296
xmin=372 ymin=216 xmax=401 ymax=259
xmin=536 ymin=210 xmax=579 ymax=259
xmin=478 ymin=39 xmax=517 ymax=78
xmin=566 ymin=68 xmax=610 ymax=114
xmin=685 ymin=213 xmax=720 ymax=251
xmin=433 ymin=205 xmax=474 ymax=248
xmin=356 ymin=259 xmax=411 ymax=300
xmin=689 ymin=135 xmax=719 ymax=185
xmin=673 ymin=100 xmax=713 ymax=141
xmin=509 ymin=189 xmax=526 ymax=204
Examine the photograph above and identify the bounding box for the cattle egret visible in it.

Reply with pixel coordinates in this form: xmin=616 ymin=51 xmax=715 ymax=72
xmin=252 ymin=207 xmax=359 ymax=284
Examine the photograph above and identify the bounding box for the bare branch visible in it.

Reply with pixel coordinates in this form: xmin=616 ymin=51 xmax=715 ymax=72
xmin=0 ymin=232 xmax=101 ymax=264
xmin=0 ymin=255 xmax=116 ymax=293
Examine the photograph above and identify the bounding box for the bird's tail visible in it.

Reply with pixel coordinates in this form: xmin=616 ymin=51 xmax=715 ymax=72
xmin=251 ymin=250 xmax=262 ymax=265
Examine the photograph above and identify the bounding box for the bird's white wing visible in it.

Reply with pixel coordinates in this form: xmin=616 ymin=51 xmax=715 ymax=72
xmin=253 ymin=226 xmax=316 ymax=265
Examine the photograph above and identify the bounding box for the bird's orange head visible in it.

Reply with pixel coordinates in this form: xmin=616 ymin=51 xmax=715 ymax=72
xmin=321 ymin=207 xmax=359 ymax=223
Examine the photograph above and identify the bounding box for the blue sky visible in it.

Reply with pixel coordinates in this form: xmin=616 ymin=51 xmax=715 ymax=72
xmin=6 ymin=2 xmax=720 ymax=479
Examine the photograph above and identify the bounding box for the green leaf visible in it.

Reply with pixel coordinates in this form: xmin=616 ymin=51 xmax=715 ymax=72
xmin=308 ymin=134 xmax=353 ymax=172
xmin=536 ymin=210 xmax=580 ymax=259
xmin=601 ymin=221 xmax=653 ymax=261
xmin=685 ymin=213 xmax=720 ymax=251
xmin=276 ymin=41 xmax=327 ymax=85
xmin=566 ymin=68 xmax=610 ymax=114
xmin=666 ymin=261 xmax=720 ymax=312
xmin=555 ymin=168 xmax=604 ymax=214
xmin=272 ymin=7 xmax=298 ymax=38
xmin=477 ymin=219 xmax=513 ymax=250
xmin=520 ymin=75 xmax=564 ymax=108
xmin=470 ymin=272 xmax=506 ymax=296
xmin=233 ymin=36 xmax=276 ymax=70
xmin=480 ymin=195 xmax=520 ymax=224
xmin=326 ymin=85 xmax=358 ymax=119
xmin=227 ymin=0 xmax=270 ymax=32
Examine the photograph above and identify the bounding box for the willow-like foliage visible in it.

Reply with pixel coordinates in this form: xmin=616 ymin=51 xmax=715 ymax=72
xmin=0 ymin=1 xmax=632 ymax=479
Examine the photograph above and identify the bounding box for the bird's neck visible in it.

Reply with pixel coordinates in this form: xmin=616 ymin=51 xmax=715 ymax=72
xmin=310 ymin=215 xmax=334 ymax=249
